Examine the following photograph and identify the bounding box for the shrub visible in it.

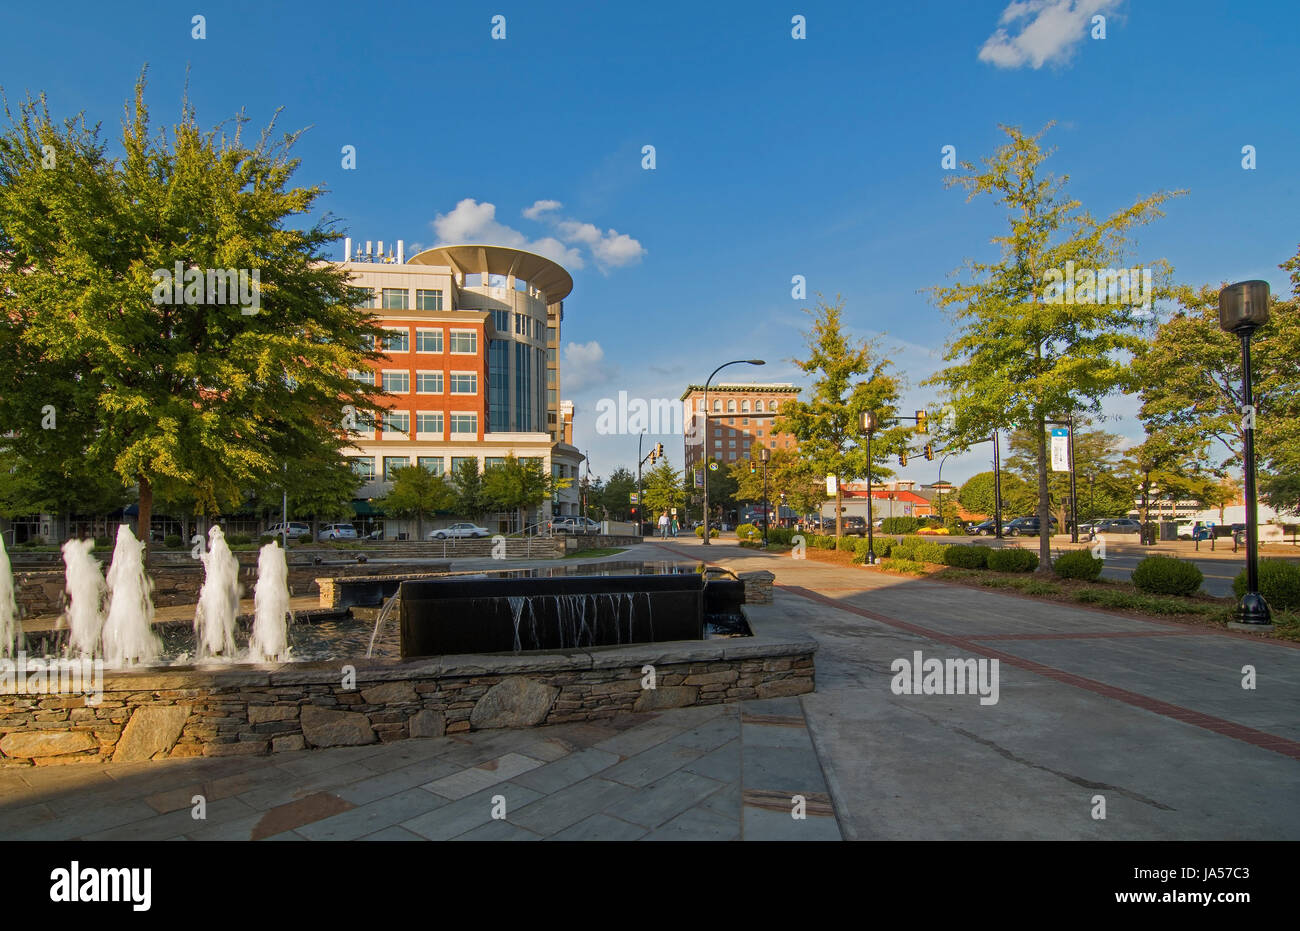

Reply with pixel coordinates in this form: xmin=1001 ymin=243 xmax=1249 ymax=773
xmin=736 ymin=522 xmax=761 ymax=542
xmin=880 ymin=516 xmax=922 ymax=535
xmin=226 ymin=533 xmax=253 ymax=545
xmin=837 ymin=535 xmax=856 ymax=553
xmin=1232 ymin=558 xmax=1300 ymax=611
xmin=94 ymin=536 xmax=110 ymax=547
xmin=882 ymin=557 xmax=928 ymax=575
xmin=694 ymin=525 xmax=719 ymax=538
xmin=1132 ymin=555 xmax=1203 ymax=596
xmin=942 ymin=544 xmax=990 ymax=569
xmin=768 ymin=527 xmax=795 ymax=546
xmin=987 ymin=548 xmax=1039 ymax=573
xmin=163 ymin=534 xmax=183 ymax=549
xmin=1053 ymin=549 xmax=1104 ymax=581
xmin=257 ymin=534 xmax=276 ymax=545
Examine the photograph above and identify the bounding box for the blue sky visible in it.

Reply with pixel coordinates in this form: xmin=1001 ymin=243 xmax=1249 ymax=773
xmin=3 ymin=0 xmax=1297 ymax=487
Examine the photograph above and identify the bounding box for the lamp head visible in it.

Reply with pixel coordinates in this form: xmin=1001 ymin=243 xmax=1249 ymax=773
xmin=860 ymin=411 xmax=877 ymax=433
xmin=1218 ymin=280 xmax=1270 ymax=335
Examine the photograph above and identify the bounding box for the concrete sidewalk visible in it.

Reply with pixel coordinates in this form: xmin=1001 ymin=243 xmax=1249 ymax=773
xmin=653 ymin=538 xmax=1300 ymax=840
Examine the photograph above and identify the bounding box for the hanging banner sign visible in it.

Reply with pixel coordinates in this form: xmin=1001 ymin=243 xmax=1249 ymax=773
xmin=826 ymin=474 xmax=837 ymax=495
xmin=1050 ymin=428 xmax=1070 ymax=472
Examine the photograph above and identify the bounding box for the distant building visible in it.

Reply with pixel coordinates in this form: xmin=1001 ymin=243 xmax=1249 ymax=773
xmin=679 ymin=383 xmax=800 ymax=475
xmin=823 ymin=480 xmax=933 ymax=521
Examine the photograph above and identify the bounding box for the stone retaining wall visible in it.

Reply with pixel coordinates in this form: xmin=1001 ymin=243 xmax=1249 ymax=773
xmin=737 ymin=571 xmax=775 ymax=604
xmin=0 ymin=638 xmax=815 ymax=766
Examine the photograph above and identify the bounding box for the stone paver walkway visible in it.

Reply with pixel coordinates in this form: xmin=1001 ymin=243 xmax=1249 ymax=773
xmin=0 ymin=696 xmax=839 ymax=841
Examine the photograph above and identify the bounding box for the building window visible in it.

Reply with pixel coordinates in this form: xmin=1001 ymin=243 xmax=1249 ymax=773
xmin=547 ymin=388 xmax=556 ymax=405
xmin=383 ymin=412 xmax=409 ymax=435
xmin=728 ymin=440 xmax=736 ymax=448
xmin=451 ymin=456 xmax=476 ymax=473
xmin=381 ymin=371 xmax=409 ymax=393
xmin=416 ymin=289 xmax=443 ymax=311
xmin=484 ymin=457 xmax=506 ymax=470
xmin=757 ymin=429 xmax=764 ymax=437
xmin=712 ymin=400 xmax=721 ymax=412
xmin=360 ymin=333 xmax=375 ymax=351
xmin=449 ymin=330 xmax=477 ymax=354
xmin=713 ymin=429 xmax=721 ymax=437
xmin=416 ymin=456 xmax=445 ymax=476
xmin=728 ymin=451 xmax=737 ymax=460
xmin=491 ymin=310 xmax=510 ymax=333
xmin=449 ymin=373 xmax=478 ymax=395
xmin=547 ymin=326 xmax=556 ymax=344
xmin=416 ymin=412 xmax=444 ymax=435
xmin=349 ymin=369 xmax=375 ymax=387
xmin=416 ymin=329 xmax=443 ymax=353
xmin=381 ymin=288 xmax=409 ymax=310
xmin=416 ymin=372 xmax=443 ymax=394
xmin=450 ymin=413 xmax=478 ymax=435
xmin=354 ymin=288 xmax=376 ymax=309
xmin=742 ymin=418 xmax=749 ymax=426
xmin=382 ymin=456 xmax=409 ymax=481
xmin=741 ymin=400 xmax=750 ymax=412
xmin=488 ymin=340 xmax=509 ymax=433
xmin=350 ymin=457 xmax=375 ymax=480
xmin=546 ymin=347 xmax=556 ymax=363
xmin=382 ymin=328 xmax=409 ymax=352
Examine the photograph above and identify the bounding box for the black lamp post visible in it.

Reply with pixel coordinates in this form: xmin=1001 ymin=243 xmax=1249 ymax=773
xmin=860 ymin=411 xmax=878 ymax=564
xmin=702 ymin=359 xmax=765 ymax=545
xmin=760 ymin=446 xmax=771 ymax=548
xmin=1219 ymin=280 xmax=1272 ymax=629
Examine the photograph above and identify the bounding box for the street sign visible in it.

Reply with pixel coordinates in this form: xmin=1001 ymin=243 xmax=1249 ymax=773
xmin=708 ymin=461 xmax=719 ymax=472
xmin=826 ymin=474 xmax=837 ymax=495
xmin=1050 ymin=428 xmax=1070 ymax=472
xmin=694 ymin=469 xmax=704 ymax=488
xmin=629 ymin=493 xmax=639 ymax=504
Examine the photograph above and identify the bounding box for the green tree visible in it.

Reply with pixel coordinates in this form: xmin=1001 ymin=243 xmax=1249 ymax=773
xmin=733 ymin=447 xmax=826 ymax=519
xmin=1005 ymin=426 xmax=1129 ymax=528
xmin=598 ymin=466 xmax=636 ymax=521
xmin=0 ymin=78 xmax=384 ymax=553
xmin=375 ymin=464 xmax=455 ymax=540
xmin=925 ymin=123 xmax=1182 ymax=570
xmin=450 ymin=459 xmax=486 ymax=519
xmin=1134 ymin=279 xmax=1300 ymax=516
xmin=482 ymin=455 xmax=565 ymax=531
xmin=642 ymin=459 xmax=685 ymax=515
xmin=1120 ymin=434 xmax=1223 ymax=527
xmin=776 ymin=296 xmax=908 ymax=537
xmin=957 ymin=470 xmax=1035 ymax=520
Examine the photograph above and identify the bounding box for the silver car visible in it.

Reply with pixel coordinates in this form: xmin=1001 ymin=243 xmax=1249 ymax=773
xmin=317 ymin=523 xmax=359 ymax=541
xmin=429 ymin=523 xmax=490 ymax=540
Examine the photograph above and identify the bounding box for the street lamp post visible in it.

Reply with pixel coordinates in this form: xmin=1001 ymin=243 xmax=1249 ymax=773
xmin=936 ymin=451 xmax=954 ymax=524
xmin=1219 ymin=280 xmax=1273 ymax=630
xmin=860 ymin=411 xmax=878 ymax=564
xmin=702 ymin=359 xmax=765 ymax=545
xmin=760 ymin=446 xmax=771 ymax=548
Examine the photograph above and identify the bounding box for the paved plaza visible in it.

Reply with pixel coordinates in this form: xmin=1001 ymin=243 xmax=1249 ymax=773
xmin=2 ymin=538 xmax=1297 ymax=841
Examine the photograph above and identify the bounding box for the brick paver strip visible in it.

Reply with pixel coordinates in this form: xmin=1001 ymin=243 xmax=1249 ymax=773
xmin=742 ymin=788 xmax=834 ymax=815
xmin=250 ymin=791 xmax=355 ymax=841
xmin=739 ymin=713 xmax=806 ymax=726
xmin=780 ymin=584 xmax=1300 ymax=762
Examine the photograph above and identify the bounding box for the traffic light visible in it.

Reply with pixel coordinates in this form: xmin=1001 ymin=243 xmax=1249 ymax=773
xmin=898 ymin=452 xmax=908 ymax=467
xmin=749 ymin=461 xmax=756 ymax=474
xmin=655 ymin=443 xmax=664 ymax=458
xmin=924 ymin=443 xmax=934 ymax=461
xmin=649 ymin=451 xmax=657 ymax=465
xmin=915 ymin=410 xmax=928 ymax=434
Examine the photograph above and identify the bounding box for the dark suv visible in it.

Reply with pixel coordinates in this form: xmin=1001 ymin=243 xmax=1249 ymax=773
xmin=1005 ymin=516 xmax=1058 ymax=536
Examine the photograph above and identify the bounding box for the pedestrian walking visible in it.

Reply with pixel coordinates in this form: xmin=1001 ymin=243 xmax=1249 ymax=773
xmin=670 ymin=515 xmax=679 ymax=537
xmin=657 ymin=511 xmax=669 ymax=538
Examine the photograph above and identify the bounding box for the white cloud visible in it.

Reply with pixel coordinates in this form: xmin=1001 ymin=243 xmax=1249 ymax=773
xmin=978 ymin=0 xmax=1119 ymax=70
xmin=430 ymin=198 xmax=645 ymax=272
xmin=432 ymin=199 xmax=584 ymax=268
xmin=522 ymin=199 xmax=563 ymax=220
xmin=562 ymin=340 xmax=618 ymax=393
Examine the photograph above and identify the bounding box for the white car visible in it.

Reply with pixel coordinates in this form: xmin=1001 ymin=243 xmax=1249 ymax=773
xmin=267 ymin=521 xmax=311 ymax=540
xmin=317 ymin=523 xmax=359 ymax=541
xmin=429 ymin=523 xmax=490 ymax=540
xmin=549 ymin=516 xmax=601 ymax=535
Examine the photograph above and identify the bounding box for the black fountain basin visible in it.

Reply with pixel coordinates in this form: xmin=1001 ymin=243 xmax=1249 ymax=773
xmin=399 ymin=574 xmax=715 ymax=658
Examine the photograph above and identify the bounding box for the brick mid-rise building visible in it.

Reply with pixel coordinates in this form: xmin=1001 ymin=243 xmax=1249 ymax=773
xmin=679 ymin=383 xmax=800 ymax=474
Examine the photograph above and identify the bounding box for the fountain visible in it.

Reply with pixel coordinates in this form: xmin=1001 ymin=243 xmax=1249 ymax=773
xmin=101 ymin=525 xmax=161 ymax=667
xmin=249 ymin=541 xmax=292 ymax=662
xmin=61 ymin=538 xmax=106 ymax=659
xmin=0 ymin=537 xmax=16 ymax=658
xmin=194 ymin=526 xmax=240 ymax=660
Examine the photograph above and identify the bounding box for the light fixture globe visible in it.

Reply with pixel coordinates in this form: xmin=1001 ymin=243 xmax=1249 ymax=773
xmin=1218 ymin=280 xmax=1270 ymax=334
xmin=759 ymin=446 xmax=770 ymax=463
xmin=860 ymin=411 xmax=877 ymax=433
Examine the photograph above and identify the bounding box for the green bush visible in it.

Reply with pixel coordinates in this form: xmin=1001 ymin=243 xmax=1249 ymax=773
xmin=1132 ymin=555 xmax=1203 ymax=596
xmin=944 ymin=518 xmax=967 ymax=535
xmin=257 ymin=534 xmax=276 ymax=545
xmin=942 ymin=544 xmax=990 ymax=569
xmin=987 ymin=548 xmax=1039 ymax=573
xmin=694 ymin=525 xmax=719 ymax=538
xmin=880 ymin=516 xmax=922 ymax=535
xmin=837 ymin=535 xmax=856 ymax=553
xmin=94 ymin=536 xmax=110 ymax=547
xmin=1053 ymin=549 xmax=1104 ymax=581
xmin=1232 ymin=558 xmax=1300 ymax=611
xmin=736 ymin=522 xmax=761 ymax=542
xmin=226 ymin=533 xmax=253 ymax=545
xmin=163 ymin=534 xmax=183 ymax=549
xmin=882 ymin=557 xmax=929 ymax=575
xmin=767 ymin=527 xmax=795 ymax=546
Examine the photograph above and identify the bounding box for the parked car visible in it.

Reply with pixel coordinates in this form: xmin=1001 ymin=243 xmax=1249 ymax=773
xmin=267 ymin=521 xmax=311 ymax=540
xmin=429 ymin=522 xmax=490 ymax=540
xmin=1094 ymin=518 xmax=1141 ymax=535
xmin=839 ymin=516 xmax=867 ymax=536
xmin=317 ymin=523 xmax=358 ymax=541
xmin=967 ymin=519 xmax=998 ymax=536
xmin=550 ymin=516 xmax=601 ymax=535
xmin=1005 ymin=516 xmax=1058 ymax=537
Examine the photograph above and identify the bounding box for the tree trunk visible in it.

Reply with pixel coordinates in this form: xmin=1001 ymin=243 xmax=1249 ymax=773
xmin=137 ymin=474 xmax=152 ymax=562
xmin=835 ymin=482 xmax=843 ymax=537
xmin=1035 ymin=413 xmax=1051 ymax=572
